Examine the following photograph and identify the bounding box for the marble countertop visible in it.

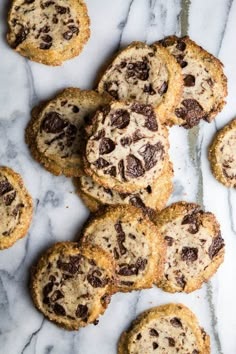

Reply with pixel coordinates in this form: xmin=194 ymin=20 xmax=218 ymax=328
xmin=0 ymin=0 xmax=236 ymax=353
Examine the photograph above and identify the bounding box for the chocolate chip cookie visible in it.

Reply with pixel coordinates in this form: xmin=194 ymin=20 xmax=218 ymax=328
xmin=159 ymin=36 xmax=227 ymax=128
xmin=80 ymin=205 xmax=166 ymax=292
xmin=25 ymin=88 xmax=110 ymax=177
xmin=84 ymin=101 xmax=169 ymax=193
xmin=31 ymin=242 xmax=116 ymax=330
xmin=153 ymin=202 xmax=224 ymax=293
xmin=0 ymin=166 xmax=33 ymax=250
xmin=118 ymin=303 xmax=210 ymax=354
xmin=76 ymin=161 xmax=173 ymax=219
xmin=7 ymin=0 xmax=90 ymax=65
xmin=208 ymin=118 xmax=236 ymax=188
xmin=98 ymin=41 xmax=183 ymax=122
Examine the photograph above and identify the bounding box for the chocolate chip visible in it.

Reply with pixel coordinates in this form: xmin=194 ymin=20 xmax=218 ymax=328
xmin=53 ymin=303 xmax=66 ymax=316
xmin=208 ymin=232 xmax=224 ymax=259
xmin=41 ymin=35 xmax=52 ymax=43
xmin=40 ymin=42 xmax=52 ymax=50
xmin=136 ymin=333 xmax=142 ymax=340
xmin=170 ymin=317 xmax=182 ymax=328
xmin=76 ymin=304 xmax=88 ymax=318
xmin=184 ymin=75 xmax=195 ymax=87
xmin=110 ymin=110 xmax=130 ymax=129
xmin=63 ymin=31 xmax=73 ymax=40
xmin=0 ymin=180 xmax=13 ymax=196
xmin=57 ymin=255 xmax=82 ymax=274
xmin=166 ymin=337 xmax=175 ymax=347
xmin=176 ymin=274 xmax=186 ymax=289
xmin=118 ymin=159 xmax=126 ymax=181
xmin=41 ymin=112 xmax=67 ymax=133
xmin=149 ymin=329 xmax=159 ymax=337
xmin=181 ymin=247 xmax=198 ymax=262
xmin=115 ymin=221 xmax=127 ymax=255
xmin=126 ymin=155 xmax=145 ymax=178
xmin=138 ymin=142 xmax=164 ymax=171
xmin=176 ymin=40 xmax=186 ymax=51
xmin=93 ymin=158 xmax=110 ymax=169
xmin=72 ymin=105 xmax=80 ymax=113
xmin=152 ymin=342 xmax=159 ymax=350
xmin=104 ymin=166 xmax=117 ymax=177
xmin=55 ymin=5 xmax=67 ymax=14
xmin=117 ymin=264 xmax=137 ymax=276
xmin=4 ymin=191 xmax=16 ymax=206
xmin=158 ymin=81 xmax=168 ymax=95
xmin=13 ymin=26 xmax=28 ymax=48
xmin=143 ymin=84 xmax=156 ymax=95
xmin=87 ymin=271 xmax=107 ymax=288
xmin=175 ymin=54 xmax=188 ymax=68
xmin=99 ymin=138 xmax=115 ymax=155
xmin=51 ymin=290 xmax=64 ymax=302
xmin=131 ymin=103 xmax=158 ymax=132
xmin=68 ymin=26 xmax=79 ymax=35
xmin=43 ymin=282 xmax=53 ymax=297
xmin=164 ymin=236 xmax=174 ymax=246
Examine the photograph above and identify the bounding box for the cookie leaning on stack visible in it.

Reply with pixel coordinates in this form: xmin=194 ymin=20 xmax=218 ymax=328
xmin=7 ymin=0 xmax=90 ymax=65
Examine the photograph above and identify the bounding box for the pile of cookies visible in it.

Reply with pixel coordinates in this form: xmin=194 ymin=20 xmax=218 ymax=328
xmin=2 ymin=1 xmax=232 ymax=352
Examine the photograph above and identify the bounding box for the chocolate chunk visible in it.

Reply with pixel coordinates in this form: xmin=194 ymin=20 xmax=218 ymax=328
xmin=41 ymin=112 xmax=67 ymax=133
xmin=184 ymin=75 xmax=196 ymax=87
xmin=149 ymin=329 xmax=159 ymax=337
xmin=104 ymin=166 xmax=117 ymax=177
xmin=181 ymin=211 xmax=201 ymax=234
xmin=104 ymin=82 xmax=119 ymax=100
xmin=93 ymin=158 xmax=110 ymax=169
xmin=55 ymin=5 xmax=67 ymax=14
xmin=208 ymin=232 xmax=224 ymax=259
xmin=40 ymin=42 xmax=52 ymax=50
xmin=57 ymin=255 xmax=81 ymax=274
xmin=121 ymin=280 xmax=134 ymax=286
xmin=41 ymin=25 xmax=50 ymax=33
xmin=103 ymin=188 xmax=113 ymax=197
xmin=0 ymin=180 xmax=13 ymax=196
xmin=143 ymin=84 xmax=156 ymax=95
xmin=179 ymin=99 xmax=205 ymax=128
xmin=131 ymin=103 xmax=158 ymax=132
xmin=4 ymin=191 xmax=16 ymax=206
xmin=160 ymin=37 xmax=176 ymax=47
xmin=175 ymin=54 xmax=188 ymax=68
xmin=120 ymin=61 xmax=127 ymax=68
xmin=12 ymin=203 xmax=24 ymax=217
xmin=126 ymin=155 xmax=145 ymax=178
xmin=126 ymin=60 xmax=149 ymax=81
xmin=129 ymin=195 xmax=146 ymax=209
xmin=132 ymin=130 xmax=144 ymax=142
xmin=93 ymin=129 xmax=105 ymax=141
xmin=146 ymin=185 xmax=152 ymax=193
xmin=72 ymin=105 xmax=80 ymax=113
xmin=136 ymin=333 xmax=142 ymax=340
xmin=138 ymin=142 xmax=164 ymax=171
xmin=43 ymin=282 xmax=53 ymax=297
xmin=192 ymin=351 xmax=199 ymax=354
xmin=118 ymin=160 xmax=126 ymax=181
xmin=115 ymin=221 xmax=127 ymax=255
xmin=176 ymin=274 xmax=186 ymax=289
xmin=53 ymin=303 xmax=66 ymax=316
xmin=170 ymin=317 xmax=182 ymax=328
xmin=164 ymin=236 xmax=174 ymax=246
xmin=99 ymin=138 xmax=115 ymax=155
xmin=152 ymin=342 xmax=159 ymax=349
xmin=113 ymin=247 xmax=119 ymax=260
xmin=110 ymin=110 xmax=130 ymax=129
xmin=68 ymin=26 xmax=79 ymax=35
xmin=176 ymin=40 xmax=186 ymax=51
xmin=120 ymin=136 xmax=132 ymax=146
xmin=136 ymin=257 xmax=147 ymax=271
xmin=167 ymin=337 xmax=175 ymax=347
xmin=51 ymin=290 xmax=64 ymax=302
xmin=87 ymin=271 xmax=107 ymax=288
xmin=118 ymin=264 xmax=137 ymax=276
xmin=63 ymin=31 xmax=73 ymax=40
xmin=76 ymin=304 xmax=88 ymax=318
xmin=41 ymin=35 xmax=52 ymax=43
xmin=181 ymin=247 xmax=198 ymax=262
xmin=13 ymin=27 xmax=28 ymax=48
xmin=158 ymin=81 xmax=168 ymax=95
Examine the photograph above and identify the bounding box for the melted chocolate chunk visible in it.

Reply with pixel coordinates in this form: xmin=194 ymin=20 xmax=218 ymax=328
xmin=131 ymin=103 xmax=158 ymax=132
xmin=0 ymin=180 xmax=13 ymax=196
xmin=57 ymin=255 xmax=82 ymax=274
xmin=184 ymin=75 xmax=195 ymax=87
xmin=99 ymin=138 xmax=115 ymax=155
xmin=110 ymin=110 xmax=130 ymax=129
xmin=104 ymin=166 xmax=117 ymax=177
xmin=118 ymin=159 xmax=126 ymax=181
xmin=94 ymin=158 xmax=110 ymax=169
xmin=117 ymin=264 xmax=137 ymax=276
xmin=164 ymin=236 xmax=174 ymax=246
xmin=181 ymin=210 xmax=201 ymax=234
xmin=41 ymin=112 xmax=68 ymax=133
xmin=115 ymin=221 xmax=127 ymax=255
xmin=143 ymin=84 xmax=156 ymax=95
xmin=51 ymin=290 xmax=64 ymax=302
xmin=13 ymin=27 xmax=28 ymax=48
xmin=87 ymin=271 xmax=107 ymax=288
xmin=126 ymin=60 xmax=150 ymax=81
xmin=53 ymin=303 xmax=66 ymax=316
xmin=43 ymin=282 xmax=53 ymax=298
xmin=208 ymin=232 xmax=224 ymax=259
xmin=76 ymin=304 xmax=88 ymax=318
xmin=176 ymin=99 xmax=205 ymax=128
xmin=149 ymin=329 xmax=159 ymax=337
xmin=158 ymin=81 xmax=168 ymax=95
xmin=93 ymin=129 xmax=105 ymax=141
xmin=166 ymin=337 xmax=175 ymax=347
xmin=138 ymin=142 xmax=164 ymax=171
xmin=12 ymin=203 xmax=24 ymax=217
xmin=181 ymin=247 xmax=198 ymax=262
xmin=126 ymin=155 xmax=145 ymax=178
xmin=170 ymin=317 xmax=182 ymax=328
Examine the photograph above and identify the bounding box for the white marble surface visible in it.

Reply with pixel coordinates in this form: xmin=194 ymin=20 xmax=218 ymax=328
xmin=0 ymin=0 xmax=236 ymax=353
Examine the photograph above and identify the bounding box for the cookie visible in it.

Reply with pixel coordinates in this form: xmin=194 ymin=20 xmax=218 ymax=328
xmin=31 ymin=242 xmax=116 ymax=330
xmin=7 ymin=0 xmax=90 ymax=66
xmin=25 ymin=88 xmax=110 ymax=177
xmin=80 ymin=205 xmax=166 ymax=292
xmin=153 ymin=201 xmax=224 ymax=293
xmin=84 ymin=101 xmax=169 ymax=193
xmin=208 ymin=118 xmax=236 ymax=188
xmin=97 ymin=41 xmax=183 ymax=122
xmin=76 ymin=161 xmax=173 ymax=219
xmin=0 ymin=167 xmax=33 ymax=250
xmin=159 ymin=36 xmax=227 ymax=128
xmin=118 ymin=303 xmax=210 ymax=354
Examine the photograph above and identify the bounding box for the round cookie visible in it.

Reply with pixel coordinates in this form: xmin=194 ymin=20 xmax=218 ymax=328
xmin=153 ymin=201 xmax=224 ymax=293
xmin=31 ymin=242 xmax=116 ymax=330
xmin=84 ymin=101 xmax=169 ymax=193
xmin=208 ymin=118 xmax=236 ymax=188
xmin=80 ymin=205 xmax=166 ymax=292
xmin=7 ymin=0 xmax=90 ymax=66
xmin=158 ymin=36 xmax=227 ymax=128
xmin=98 ymin=41 xmax=183 ymax=123
xmin=25 ymin=88 xmax=110 ymax=177
xmin=0 ymin=167 xmax=33 ymax=250
xmin=118 ymin=303 xmax=210 ymax=354
xmin=76 ymin=161 xmax=173 ymax=219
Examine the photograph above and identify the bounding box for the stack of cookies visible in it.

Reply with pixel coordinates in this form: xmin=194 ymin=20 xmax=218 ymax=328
xmin=3 ymin=4 xmax=230 ymax=350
